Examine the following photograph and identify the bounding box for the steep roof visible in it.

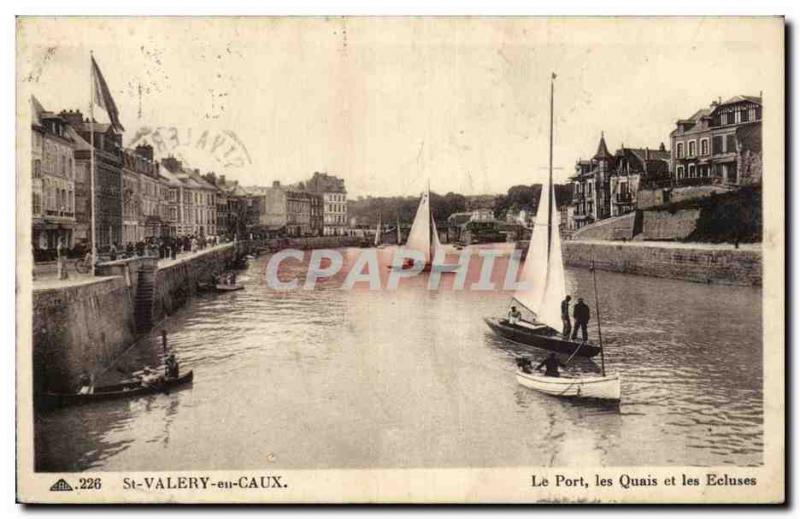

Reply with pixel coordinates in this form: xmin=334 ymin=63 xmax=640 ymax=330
xmin=64 ymin=126 xmax=92 ymax=151
xmin=158 ymin=165 xmax=183 ymax=187
xmin=721 ymin=95 xmax=762 ymax=106
xmin=31 ymin=95 xmax=47 ymax=125
xmin=305 ymin=172 xmax=347 ymax=194
xmin=593 ymin=133 xmax=612 ymax=160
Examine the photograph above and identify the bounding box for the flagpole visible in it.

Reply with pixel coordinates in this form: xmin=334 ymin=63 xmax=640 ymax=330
xmin=89 ymin=51 xmax=97 ymax=275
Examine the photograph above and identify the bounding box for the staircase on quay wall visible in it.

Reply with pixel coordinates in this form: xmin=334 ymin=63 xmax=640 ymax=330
xmin=134 ymin=261 xmax=156 ymax=332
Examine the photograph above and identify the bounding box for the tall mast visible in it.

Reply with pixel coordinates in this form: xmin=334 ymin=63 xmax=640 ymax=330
xmin=547 ymin=73 xmax=555 ymax=259
xmin=89 ymin=51 xmax=97 ymax=275
xmin=591 ymin=258 xmax=606 ymax=377
xmin=427 ymin=180 xmax=432 ymax=264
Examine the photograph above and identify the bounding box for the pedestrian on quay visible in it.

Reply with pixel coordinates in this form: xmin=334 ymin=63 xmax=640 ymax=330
xmin=571 ymin=297 xmax=590 ymax=342
xmin=561 ymin=295 xmax=572 ymax=338
xmin=56 ymin=237 xmax=68 ymax=280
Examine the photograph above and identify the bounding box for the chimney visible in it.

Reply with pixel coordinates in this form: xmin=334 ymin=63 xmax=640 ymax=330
xmin=161 ymin=156 xmax=182 ymax=172
xmin=659 ymin=142 xmax=666 ymax=152
xmin=273 ymin=180 xmax=281 ymax=188
xmin=220 ymin=175 xmax=226 ymax=185
xmin=645 ymin=147 xmax=649 ymax=160
xmin=59 ymin=109 xmax=84 ymax=128
xmin=135 ymin=143 xmax=154 ymax=161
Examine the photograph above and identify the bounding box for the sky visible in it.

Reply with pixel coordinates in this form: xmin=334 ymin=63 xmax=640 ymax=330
xmin=17 ymin=17 xmax=782 ymax=197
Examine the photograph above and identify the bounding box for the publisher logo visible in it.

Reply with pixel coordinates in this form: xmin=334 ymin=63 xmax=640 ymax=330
xmin=49 ymin=479 xmax=73 ymax=492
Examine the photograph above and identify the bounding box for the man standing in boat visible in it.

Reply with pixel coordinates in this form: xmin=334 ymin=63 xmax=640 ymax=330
xmin=561 ymin=295 xmax=572 ymax=338
xmin=572 ymin=297 xmax=591 ymax=342
xmin=165 ymin=353 xmax=180 ymax=379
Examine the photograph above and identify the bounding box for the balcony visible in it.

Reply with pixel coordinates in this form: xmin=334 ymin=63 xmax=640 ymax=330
xmin=44 ymin=209 xmax=75 ymax=218
xmin=614 ymin=192 xmax=633 ymax=204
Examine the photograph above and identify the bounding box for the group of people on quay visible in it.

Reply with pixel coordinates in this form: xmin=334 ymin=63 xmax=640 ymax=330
xmin=105 ymin=233 xmax=233 ymax=262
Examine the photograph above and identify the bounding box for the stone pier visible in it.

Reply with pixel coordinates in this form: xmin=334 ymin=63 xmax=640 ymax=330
xmin=32 ymin=242 xmax=246 ymax=394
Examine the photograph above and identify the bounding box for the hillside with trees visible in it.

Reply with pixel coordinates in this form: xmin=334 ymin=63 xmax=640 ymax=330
xmin=348 ymin=184 xmax=572 ymax=225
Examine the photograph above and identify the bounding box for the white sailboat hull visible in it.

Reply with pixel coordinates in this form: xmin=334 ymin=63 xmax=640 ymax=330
xmin=516 ymin=371 xmax=621 ymax=401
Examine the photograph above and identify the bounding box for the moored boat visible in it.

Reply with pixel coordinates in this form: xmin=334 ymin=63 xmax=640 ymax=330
xmin=215 ymin=283 xmax=244 ymax=292
xmin=41 ymin=370 xmax=194 ymax=408
xmin=516 ymin=370 xmax=620 ymax=401
xmin=493 ymin=73 xmax=621 ymax=402
xmin=484 ymin=317 xmax=600 ymax=357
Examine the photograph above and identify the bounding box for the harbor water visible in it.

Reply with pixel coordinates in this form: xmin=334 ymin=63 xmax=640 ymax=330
xmin=35 ymin=245 xmax=763 ymax=471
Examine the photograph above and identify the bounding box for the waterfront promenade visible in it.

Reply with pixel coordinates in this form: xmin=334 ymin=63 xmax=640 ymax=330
xmin=32 ymin=243 xmax=236 ymax=291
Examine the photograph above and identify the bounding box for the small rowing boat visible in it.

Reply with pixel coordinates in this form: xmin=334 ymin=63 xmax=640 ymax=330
xmin=516 ymin=370 xmax=620 ymax=401
xmin=499 ymin=74 xmax=621 ymax=402
xmin=215 ymin=283 xmax=244 ymax=292
xmin=41 ymin=370 xmax=194 ymax=408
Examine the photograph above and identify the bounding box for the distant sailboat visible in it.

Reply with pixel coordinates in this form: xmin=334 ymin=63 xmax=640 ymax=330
xmin=485 ymin=73 xmax=619 ymax=401
xmin=374 ymin=213 xmax=386 ymax=248
xmin=394 ymin=183 xmax=458 ymax=272
xmin=396 ymin=215 xmax=402 ymax=245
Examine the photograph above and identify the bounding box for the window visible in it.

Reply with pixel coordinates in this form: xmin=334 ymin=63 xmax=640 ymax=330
xmin=688 ymin=164 xmax=696 ymax=178
xmin=33 ymin=159 xmax=41 ymax=178
xmin=741 ymin=108 xmax=749 ymax=123
xmin=700 ymin=138 xmax=709 ymax=156
xmin=712 ymin=136 xmax=723 ymax=155
xmin=688 ymin=140 xmax=696 ymax=157
xmin=725 ymin=134 xmax=736 ymax=153
xmin=676 ymin=165 xmax=685 ymax=179
xmin=32 ymin=193 xmax=41 ymax=215
xmin=676 ymin=142 xmax=684 ymax=159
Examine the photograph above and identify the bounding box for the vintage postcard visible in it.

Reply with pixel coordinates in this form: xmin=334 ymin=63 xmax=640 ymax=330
xmin=15 ymin=16 xmax=784 ymax=504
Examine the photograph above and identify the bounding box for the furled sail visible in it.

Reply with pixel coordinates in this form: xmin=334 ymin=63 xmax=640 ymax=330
xmin=513 ymin=185 xmax=566 ymax=331
xmin=404 ymin=190 xmax=431 ymax=263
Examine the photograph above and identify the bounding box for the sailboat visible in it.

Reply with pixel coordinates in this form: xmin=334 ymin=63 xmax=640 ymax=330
xmin=393 ymin=183 xmax=458 ymax=272
xmin=374 ymin=213 xmax=388 ymax=249
xmin=486 ymin=73 xmax=619 ymax=400
xmin=396 ymin=215 xmax=403 ymax=245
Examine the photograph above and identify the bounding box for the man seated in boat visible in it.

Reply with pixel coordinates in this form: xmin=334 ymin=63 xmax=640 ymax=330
xmin=507 ymin=305 xmax=523 ymax=326
xmin=535 ymin=353 xmax=566 ymax=378
xmin=516 ymin=357 xmax=533 ymax=374
xmin=165 ymin=353 xmax=180 ymax=379
xmin=77 ymin=371 xmax=94 ymax=395
xmin=139 ymin=367 xmax=165 ymax=388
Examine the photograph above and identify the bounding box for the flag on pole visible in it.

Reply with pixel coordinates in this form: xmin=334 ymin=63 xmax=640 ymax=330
xmin=91 ymin=55 xmax=124 ymax=132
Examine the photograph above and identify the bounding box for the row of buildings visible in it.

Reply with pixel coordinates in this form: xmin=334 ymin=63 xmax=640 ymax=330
xmin=569 ymin=94 xmax=763 ymax=230
xmin=31 ymin=96 xmax=348 ymax=261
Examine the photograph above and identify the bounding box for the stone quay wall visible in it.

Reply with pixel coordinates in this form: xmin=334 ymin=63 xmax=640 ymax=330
xmin=32 ymin=243 xmax=247 ymax=394
xmin=561 ymin=240 xmax=762 ymax=287
xmin=33 ymin=277 xmax=137 ymax=394
xmin=153 ymin=243 xmax=238 ymax=320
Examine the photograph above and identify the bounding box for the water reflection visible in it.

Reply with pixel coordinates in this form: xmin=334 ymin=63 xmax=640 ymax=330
xmin=35 ymin=246 xmax=762 ymax=471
